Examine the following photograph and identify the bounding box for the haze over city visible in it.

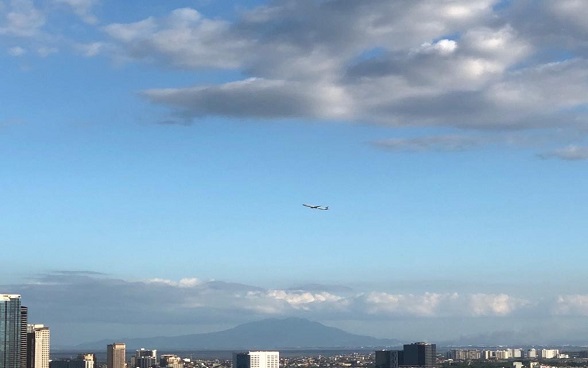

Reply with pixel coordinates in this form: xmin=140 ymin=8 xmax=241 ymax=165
xmin=3 ymin=0 xmax=588 ymax=348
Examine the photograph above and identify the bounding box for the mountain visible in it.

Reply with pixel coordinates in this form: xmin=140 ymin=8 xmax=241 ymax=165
xmin=75 ymin=317 xmax=400 ymax=350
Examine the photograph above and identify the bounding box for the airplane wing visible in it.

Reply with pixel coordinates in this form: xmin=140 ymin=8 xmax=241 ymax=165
xmin=304 ymin=204 xmax=328 ymax=210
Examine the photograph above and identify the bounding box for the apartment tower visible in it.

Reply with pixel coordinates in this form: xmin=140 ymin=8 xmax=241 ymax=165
xmin=26 ymin=325 xmax=50 ymax=368
xmin=107 ymin=343 xmax=126 ymax=368
xmin=233 ymin=352 xmax=279 ymax=368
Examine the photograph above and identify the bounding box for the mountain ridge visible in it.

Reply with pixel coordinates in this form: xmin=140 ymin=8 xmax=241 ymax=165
xmin=74 ymin=317 xmax=401 ymax=350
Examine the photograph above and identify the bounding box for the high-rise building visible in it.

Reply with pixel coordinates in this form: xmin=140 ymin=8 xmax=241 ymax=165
xmin=233 ymin=352 xmax=279 ymax=368
xmin=402 ymin=342 xmax=436 ymax=367
xmin=20 ymin=307 xmax=28 ymax=368
xmin=107 ymin=343 xmax=126 ymax=368
xmin=77 ymin=354 xmax=96 ymax=368
xmin=159 ymin=355 xmax=182 ymax=368
xmin=375 ymin=350 xmax=402 ymax=368
xmin=27 ymin=325 xmax=50 ymax=368
xmin=1 ymin=294 xmax=22 ymax=368
xmin=133 ymin=349 xmax=156 ymax=368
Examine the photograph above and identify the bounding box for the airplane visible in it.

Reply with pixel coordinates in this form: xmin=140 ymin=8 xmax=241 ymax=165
xmin=303 ymin=204 xmax=329 ymax=210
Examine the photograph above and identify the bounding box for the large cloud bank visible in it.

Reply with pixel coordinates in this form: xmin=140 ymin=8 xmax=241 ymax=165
xmin=3 ymin=0 xmax=588 ymax=157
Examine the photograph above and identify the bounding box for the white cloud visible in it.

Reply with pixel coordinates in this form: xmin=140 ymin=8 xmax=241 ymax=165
xmin=7 ymin=45 xmax=25 ymax=56
xmin=75 ymin=41 xmax=105 ymax=57
xmin=3 ymin=0 xmax=588 ymax=153
xmin=36 ymin=45 xmax=57 ymax=57
xmin=0 ymin=0 xmax=45 ymax=37
xmin=468 ymin=293 xmax=529 ymax=316
xmin=110 ymin=1 xmax=575 ymax=137
xmin=419 ymin=39 xmax=458 ymax=55
xmin=147 ymin=277 xmax=203 ymax=288
xmin=53 ymin=0 xmax=99 ymax=24
xmin=554 ymin=295 xmax=588 ymax=315
xmin=363 ymin=292 xmax=452 ymax=317
xmin=267 ymin=290 xmax=346 ymax=309
xmin=103 ymin=8 xmax=247 ymax=69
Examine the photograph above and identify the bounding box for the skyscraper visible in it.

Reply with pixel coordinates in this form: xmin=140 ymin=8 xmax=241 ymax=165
xmin=232 ymin=352 xmax=279 ymax=368
xmin=402 ymin=342 xmax=436 ymax=367
xmin=107 ymin=343 xmax=126 ymax=368
xmin=375 ymin=350 xmax=402 ymax=368
xmin=20 ymin=307 xmax=28 ymax=368
xmin=26 ymin=325 xmax=50 ymax=368
xmin=1 ymin=294 xmax=22 ymax=368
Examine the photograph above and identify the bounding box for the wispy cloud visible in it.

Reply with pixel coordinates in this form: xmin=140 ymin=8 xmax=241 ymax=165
xmin=539 ymin=145 xmax=588 ymax=161
xmin=372 ymin=135 xmax=483 ymax=152
xmin=0 ymin=0 xmax=46 ymax=37
xmin=53 ymin=0 xmax=99 ymax=24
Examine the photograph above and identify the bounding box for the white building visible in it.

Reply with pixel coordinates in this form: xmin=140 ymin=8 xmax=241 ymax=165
xmin=510 ymin=349 xmax=523 ymax=358
xmin=233 ymin=351 xmax=279 ymax=368
xmin=447 ymin=350 xmax=481 ymax=360
xmin=28 ymin=324 xmax=50 ymax=368
xmin=495 ymin=350 xmax=510 ymax=360
xmin=160 ymin=354 xmax=183 ymax=368
xmin=78 ymin=354 xmax=96 ymax=368
xmin=540 ymin=349 xmax=559 ymax=359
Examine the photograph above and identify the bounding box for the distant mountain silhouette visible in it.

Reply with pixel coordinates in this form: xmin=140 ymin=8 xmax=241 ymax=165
xmin=75 ymin=317 xmax=400 ymax=350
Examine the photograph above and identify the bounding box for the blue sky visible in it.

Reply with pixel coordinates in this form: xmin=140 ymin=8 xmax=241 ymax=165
xmin=3 ymin=0 xmax=588 ymax=347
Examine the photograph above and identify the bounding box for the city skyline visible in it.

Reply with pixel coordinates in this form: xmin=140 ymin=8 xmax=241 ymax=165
xmin=3 ymin=0 xmax=588 ymax=347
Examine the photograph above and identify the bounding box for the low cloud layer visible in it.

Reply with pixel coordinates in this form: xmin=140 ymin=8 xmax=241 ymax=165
xmin=7 ymin=271 xmax=588 ymax=345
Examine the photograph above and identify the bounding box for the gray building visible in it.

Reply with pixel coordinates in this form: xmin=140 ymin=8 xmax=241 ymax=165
xmin=376 ymin=343 xmax=436 ymax=368
xmin=403 ymin=342 xmax=436 ymax=367
xmin=375 ymin=350 xmax=402 ymax=368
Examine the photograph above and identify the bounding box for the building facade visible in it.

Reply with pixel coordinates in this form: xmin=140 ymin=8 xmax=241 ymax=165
xmin=107 ymin=343 xmax=126 ymax=368
xmin=376 ymin=343 xmax=436 ymax=368
xmin=27 ymin=325 xmax=50 ymax=368
xmin=233 ymin=352 xmax=279 ymax=368
xmin=1 ymin=294 xmax=22 ymax=368
xmin=403 ymin=342 xmax=436 ymax=367
xmin=375 ymin=350 xmax=401 ymax=368
xmin=159 ymin=355 xmax=182 ymax=368
xmin=133 ymin=349 xmax=157 ymax=368
xmin=50 ymin=354 xmax=95 ymax=368
xmin=20 ymin=307 xmax=28 ymax=368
